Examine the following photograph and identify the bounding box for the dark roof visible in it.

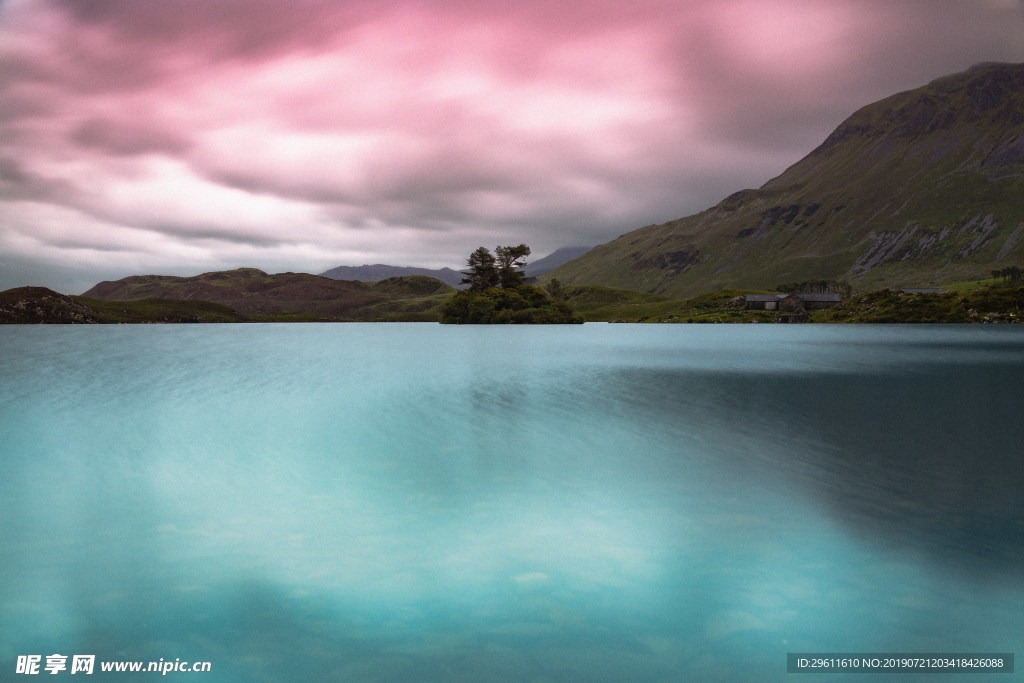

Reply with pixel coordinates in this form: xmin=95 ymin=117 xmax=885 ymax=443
xmin=744 ymin=292 xmax=843 ymax=302
xmin=786 ymin=293 xmax=842 ymax=302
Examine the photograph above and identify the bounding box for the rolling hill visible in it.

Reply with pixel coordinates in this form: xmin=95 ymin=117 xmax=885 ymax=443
xmin=0 ymin=286 xmax=250 ymax=323
xmin=318 ymin=246 xmax=592 ymax=288
xmin=319 ymin=264 xmax=466 ymax=287
xmin=545 ymin=62 xmax=1024 ymax=297
xmin=80 ymin=268 xmax=455 ymax=321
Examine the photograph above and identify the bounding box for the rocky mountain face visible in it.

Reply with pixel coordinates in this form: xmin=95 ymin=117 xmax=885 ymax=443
xmin=547 ymin=62 xmax=1024 ymax=296
xmin=0 ymin=287 xmax=100 ymax=323
xmin=0 ymin=286 xmax=249 ymax=323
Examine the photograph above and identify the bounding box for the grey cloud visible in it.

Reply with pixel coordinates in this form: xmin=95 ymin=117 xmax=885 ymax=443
xmin=0 ymin=157 xmax=81 ymax=203
xmin=50 ymin=0 xmax=364 ymax=59
xmin=3 ymin=0 xmax=1024 ymax=293
xmin=71 ymin=118 xmax=191 ymax=157
xmin=660 ymin=0 xmax=1024 ymax=157
xmin=144 ymin=225 xmax=291 ymax=248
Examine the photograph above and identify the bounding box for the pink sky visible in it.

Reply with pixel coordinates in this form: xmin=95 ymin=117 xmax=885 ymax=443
xmin=2 ymin=0 xmax=1023 ymax=292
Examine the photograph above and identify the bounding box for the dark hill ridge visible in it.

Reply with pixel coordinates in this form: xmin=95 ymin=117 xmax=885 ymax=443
xmin=319 ymin=264 xmax=466 ymax=287
xmin=523 ymin=246 xmax=591 ymax=276
xmin=81 ymin=268 xmax=455 ymax=320
xmin=318 ymin=247 xmax=593 ymax=287
xmin=546 ymin=62 xmax=1024 ymax=296
xmin=1 ymin=287 xmax=100 ymax=323
xmin=0 ymin=286 xmax=248 ymax=323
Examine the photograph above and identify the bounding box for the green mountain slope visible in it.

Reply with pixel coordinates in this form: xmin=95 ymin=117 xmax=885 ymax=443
xmin=546 ymin=62 xmax=1024 ymax=297
xmin=81 ymin=268 xmax=455 ymax=321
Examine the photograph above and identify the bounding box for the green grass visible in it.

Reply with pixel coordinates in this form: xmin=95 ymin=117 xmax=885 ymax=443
xmin=566 ymin=286 xmax=784 ymax=323
xmin=567 ymin=281 xmax=1024 ymax=324
xmin=71 ymin=297 xmax=249 ymax=323
xmin=562 ymin=285 xmax=683 ymax=321
xmin=662 ymin=309 xmax=777 ymax=324
xmin=245 ymin=312 xmax=347 ymax=322
xmin=813 ymin=285 xmax=1024 ymax=323
xmin=941 ymin=277 xmax=1011 ymax=292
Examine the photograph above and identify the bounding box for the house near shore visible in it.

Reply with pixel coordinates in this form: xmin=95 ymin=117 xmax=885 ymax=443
xmin=743 ymin=293 xmax=842 ymax=311
xmin=743 ymin=294 xmax=785 ymax=310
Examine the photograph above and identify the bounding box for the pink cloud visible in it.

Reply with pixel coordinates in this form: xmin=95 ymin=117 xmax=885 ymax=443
xmin=2 ymin=0 xmax=1023 ymax=292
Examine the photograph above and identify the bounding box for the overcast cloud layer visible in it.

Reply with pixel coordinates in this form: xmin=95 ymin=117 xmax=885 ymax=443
xmin=2 ymin=0 xmax=1023 ymax=292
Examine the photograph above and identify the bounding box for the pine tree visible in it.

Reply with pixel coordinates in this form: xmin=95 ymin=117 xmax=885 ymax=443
xmin=495 ymin=244 xmax=530 ymax=288
xmin=461 ymin=247 xmax=499 ymax=291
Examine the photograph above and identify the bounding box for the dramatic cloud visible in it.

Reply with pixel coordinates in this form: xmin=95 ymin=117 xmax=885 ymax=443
xmin=2 ymin=0 xmax=1023 ymax=292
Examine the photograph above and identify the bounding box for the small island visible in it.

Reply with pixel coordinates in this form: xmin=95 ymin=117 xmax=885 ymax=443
xmin=440 ymin=244 xmax=583 ymax=324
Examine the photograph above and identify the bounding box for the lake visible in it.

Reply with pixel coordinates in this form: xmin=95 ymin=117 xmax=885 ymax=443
xmin=1 ymin=324 xmax=1021 ymax=681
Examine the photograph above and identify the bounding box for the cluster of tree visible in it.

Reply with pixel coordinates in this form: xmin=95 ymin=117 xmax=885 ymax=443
xmin=991 ymin=266 xmax=1022 ymax=284
xmin=775 ymin=279 xmax=852 ymax=297
xmin=461 ymin=244 xmax=532 ymax=290
xmin=441 ymin=244 xmax=583 ymax=324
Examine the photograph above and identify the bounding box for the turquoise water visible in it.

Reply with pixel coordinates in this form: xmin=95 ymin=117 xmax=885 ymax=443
xmin=1 ymin=324 xmax=1022 ymax=681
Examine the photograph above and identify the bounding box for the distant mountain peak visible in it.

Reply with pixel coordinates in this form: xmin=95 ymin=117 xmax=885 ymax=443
xmin=319 ymin=264 xmax=465 ymax=287
xmin=523 ymin=246 xmax=591 ymax=276
xmin=319 ymin=247 xmax=593 ymax=286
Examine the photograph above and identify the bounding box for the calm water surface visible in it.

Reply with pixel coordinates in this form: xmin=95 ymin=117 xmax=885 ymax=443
xmin=1 ymin=324 xmax=1022 ymax=681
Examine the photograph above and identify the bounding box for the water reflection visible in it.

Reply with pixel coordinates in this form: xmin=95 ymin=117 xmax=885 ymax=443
xmin=1 ymin=325 xmax=1022 ymax=682
xmin=598 ymin=356 xmax=1024 ymax=579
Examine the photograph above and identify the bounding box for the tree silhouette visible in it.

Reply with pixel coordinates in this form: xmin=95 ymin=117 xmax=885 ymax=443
xmin=460 ymin=247 xmax=499 ymax=291
xmin=443 ymin=244 xmax=581 ymax=324
xmin=495 ymin=244 xmax=531 ymax=288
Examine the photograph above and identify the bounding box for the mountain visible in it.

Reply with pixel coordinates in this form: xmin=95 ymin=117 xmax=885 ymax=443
xmin=320 ymin=264 xmax=465 ymax=287
xmin=319 ymin=247 xmax=591 ymax=286
xmin=81 ymin=268 xmax=455 ymax=321
xmin=523 ymin=246 xmax=591 ymax=276
xmin=0 ymin=286 xmax=248 ymax=323
xmin=546 ymin=62 xmax=1024 ymax=297
xmin=1 ymin=287 xmax=102 ymax=323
